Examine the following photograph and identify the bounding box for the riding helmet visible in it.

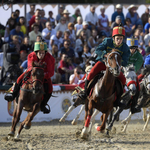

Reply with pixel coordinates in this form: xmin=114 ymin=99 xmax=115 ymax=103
xmin=112 ymin=26 xmax=125 ymax=37
xmin=126 ymin=37 xmax=138 ymax=49
xmin=34 ymin=42 xmax=47 ymax=52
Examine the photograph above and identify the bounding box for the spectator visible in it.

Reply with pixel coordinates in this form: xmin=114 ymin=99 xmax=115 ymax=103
xmin=98 ymin=6 xmax=110 ymax=37
xmin=6 ymin=12 xmax=17 ymax=29
xmin=19 ymin=17 xmax=27 ymax=36
xmin=56 ymin=5 xmax=64 ymax=24
xmin=9 ymin=23 xmax=24 ymax=44
xmin=4 ymin=18 xmax=16 ymax=42
xmin=20 ymin=37 xmax=32 ymax=54
xmin=62 ymin=9 xmax=75 ymax=25
xmin=143 ymin=16 xmax=150 ymax=34
xmin=0 ymin=22 xmax=5 ymax=37
xmin=124 ymin=18 xmax=136 ymax=39
xmin=144 ymin=46 xmax=150 ymax=67
xmin=60 ymin=40 xmax=75 ymax=62
xmin=69 ymin=67 xmax=84 ymax=85
xmin=29 ymin=8 xmax=41 ymax=32
xmin=20 ymin=60 xmax=27 ymax=72
xmin=76 ymin=21 xmax=91 ymax=39
xmin=48 ymin=11 xmax=55 ymax=29
xmin=74 ymin=16 xmax=83 ymax=34
xmin=29 ymin=24 xmax=42 ymax=45
xmin=111 ymin=4 xmax=125 ymax=25
xmin=58 ymin=54 xmax=71 ymax=83
xmin=51 ymin=44 xmax=59 ymax=61
xmin=67 ymin=22 xmax=76 ymax=44
xmin=88 ymin=29 xmax=101 ymax=50
xmin=72 ymin=8 xmax=82 ymax=24
xmin=55 ymin=17 xmax=68 ymax=34
xmin=9 ymin=35 xmax=20 ymax=53
xmin=85 ymin=6 xmax=98 ymax=31
xmin=126 ymin=4 xmax=143 ymax=27
xmin=141 ymin=8 xmax=150 ymax=27
xmin=80 ymin=44 xmax=91 ymax=69
xmin=19 ymin=49 xmax=28 ymax=65
xmin=49 ymin=31 xmax=63 ymax=51
xmin=0 ymin=33 xmax=4 ymax=52
xmin=111 ymin=15 xmax=122 ymax=30
xmin=42 ymin=21 xmax=56 ymax=46
xmin=144 ymin=27 xmax=150 ymax=47
xmin=36 ymin=35 xmax=43 ymax=42
xmin=15 ymin=9 xmax=20 ymax=23
xmin=63 ymin=31 xmax=74 ymax=47
xmin=31 ymin=16 xmax=44 ymax=32
xmin=40 ymin=9 xmax=47 ymax=26
xmin=134 ymin=28 xmax=144 ymax=48
xmin=66 ymin=57 xmax=75 ymax=74
xmin=75 ymin=30 xmax=87 ymax=58
xmin=26 ymin=4 xmax=35 ymax=31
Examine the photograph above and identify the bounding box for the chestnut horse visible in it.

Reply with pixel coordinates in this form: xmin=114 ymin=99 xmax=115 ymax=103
xmin=8 ymin=62 xmax=45 ymax=139
xmin=80 ymin=51 xmax=122 ymax=139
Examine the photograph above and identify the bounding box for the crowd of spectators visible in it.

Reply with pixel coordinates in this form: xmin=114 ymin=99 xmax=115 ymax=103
xmin=0 ymin=4 xmax=150 ymax=85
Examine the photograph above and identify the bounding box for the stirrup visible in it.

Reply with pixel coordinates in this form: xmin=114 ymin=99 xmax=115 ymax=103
xmin=41 ymin=104 xmax=51 ymax=114
xmin=4 ymin=94 xmax=14 ymax=102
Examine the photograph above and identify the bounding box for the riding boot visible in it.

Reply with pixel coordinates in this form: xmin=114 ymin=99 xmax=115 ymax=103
xmin=79 ymin=79 xmax=90 ymax=100
xmin=4 ymin=82 xmax=20 ymax=102
xmin=40 ymin=93 xmax=52 ymax=114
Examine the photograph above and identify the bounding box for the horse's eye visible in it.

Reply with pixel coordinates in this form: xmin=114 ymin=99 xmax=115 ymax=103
xmin=109 ymin=56 xmax=112 ymax=60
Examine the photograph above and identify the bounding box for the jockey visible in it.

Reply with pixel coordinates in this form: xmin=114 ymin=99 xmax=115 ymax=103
xmin=126 ymin=37 xmax=143 ymax=73
xmin=4 ymin=42 xmax=55 ymax=114
xmin=79 ymin=25 xmax=130 ymax=104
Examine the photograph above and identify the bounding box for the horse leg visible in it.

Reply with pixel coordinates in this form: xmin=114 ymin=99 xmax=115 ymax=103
xmin=72 ymin=105 xmax=85 ymax=125
xmin=106 ymin=106 xmax=124 ymax=131
xmin=24 ymin=103 xmax=40 ymax=128
xmin=143 ymin=108 xmax=150 ymax=131
xmin=8 ymin=101 xmax=23 ymax=137
xmin=143 ymin=108 xmax=147 ymax=122
xmin=121 ymin=111 xmax=132 ymax=133
xmin=59 ymin=105 xmax=75 ymax=122
xmin=89 ymin=109 xmax=99 ymax=132
xmin=81 ymin=100 xmax=93 ymax=140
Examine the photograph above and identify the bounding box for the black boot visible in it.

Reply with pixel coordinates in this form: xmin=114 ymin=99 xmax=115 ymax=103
xmin=4 ymin=83 xmax=20 ymax=102
xmin=40 ymin=93 xmax=52 ymax=114
xmin=79 ymin=79 xmax=89 ymax=100
xmin=134 ymin=99 xmax=144 ymax=113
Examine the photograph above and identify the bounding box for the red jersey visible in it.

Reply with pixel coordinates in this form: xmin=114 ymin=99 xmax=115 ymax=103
xmin=28 ymin=51 xmax=55 ymax=80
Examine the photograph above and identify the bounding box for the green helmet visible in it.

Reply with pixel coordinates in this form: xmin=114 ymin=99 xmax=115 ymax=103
xmin=34 ymin=42 xmax=47 ymax=52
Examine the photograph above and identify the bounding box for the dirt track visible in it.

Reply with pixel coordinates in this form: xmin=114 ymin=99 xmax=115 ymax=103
xmin=1 ymin=120 xmax=150 ymax=150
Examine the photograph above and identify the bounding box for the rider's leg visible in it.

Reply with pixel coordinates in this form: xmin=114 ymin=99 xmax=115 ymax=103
xmin=4 ymin=72 xmax=26 ymax=102
xmin=40 ymin=80 xmax=52 ymax=114
xmin=134 ymin=83 xmax=145 ymax=113
xmin=117 ymin=72 xmax=131 ymax=107
xmin=79 ymin=61 xmax=106 ymax=99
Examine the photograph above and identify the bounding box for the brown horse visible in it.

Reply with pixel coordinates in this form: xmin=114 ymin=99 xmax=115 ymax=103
xmin=8 ymin=62 xmax=45 ymax=139
xmin=80 ymin=50 xmax=122 ymax=139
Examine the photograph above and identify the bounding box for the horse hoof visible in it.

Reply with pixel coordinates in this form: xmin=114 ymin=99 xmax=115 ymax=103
xmin=8 ymin=131 xmax=15 ymax=137
xmin=15 ymin=133 xmax=20 ymax=139
xmin=59 ymin=118 xmax=65 ymax=122
xmin=106 ymin=126 xmax=111 ymax=131
xmin=24 ymin=125 xmax=31 ymax=129
xmin=71 ymin=119 xmax=77 ymax=125
xmin=81 ymin=132 xmax=89 ymax=140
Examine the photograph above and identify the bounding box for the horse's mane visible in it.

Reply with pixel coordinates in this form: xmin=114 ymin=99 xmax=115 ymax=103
xmin=32 ymin=61 xmax=46 ymax=68
xmin=141 ymin=65 xmax=150 ymax=76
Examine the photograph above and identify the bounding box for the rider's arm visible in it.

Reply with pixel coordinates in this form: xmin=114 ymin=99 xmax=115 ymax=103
xmin=44 ymin=54 xmax=55 ymax=79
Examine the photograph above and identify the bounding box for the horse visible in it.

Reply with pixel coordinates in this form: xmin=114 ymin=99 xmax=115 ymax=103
xmin=105 ymin=65 xmax=139 ymax=132
xmin=80 ymin=50 xmax=122 ymax=140
xmin=7 ymin=62 xmax=45 ymax=139
xmin=121 ymin=69 xmax=150 ymax=132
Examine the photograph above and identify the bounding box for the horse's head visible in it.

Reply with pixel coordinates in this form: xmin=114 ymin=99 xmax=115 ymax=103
xmin=105 ymin=50 xmax=121 ymax=77
xmin=31 ymin=62 xmax=45 ymax=94
xmin=144 ymin=74 xmax=150 ymax=94
xmin=123 ymin=65 xmax=137 ymax=96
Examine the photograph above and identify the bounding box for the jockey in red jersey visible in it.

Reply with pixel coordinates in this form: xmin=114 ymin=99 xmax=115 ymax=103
xmin=5 ymin=42 xmax=55 ymax=114
xmin=79 ymin=25 xmax=130 ymax=103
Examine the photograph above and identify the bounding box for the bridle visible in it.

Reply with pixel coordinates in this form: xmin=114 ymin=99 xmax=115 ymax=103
xmin=105 ymin=51 xmax=121 ymax=74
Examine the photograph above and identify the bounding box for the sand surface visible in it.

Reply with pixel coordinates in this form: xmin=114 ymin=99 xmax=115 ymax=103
xmin=1 ymin=119 xmax=150 ymax=150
